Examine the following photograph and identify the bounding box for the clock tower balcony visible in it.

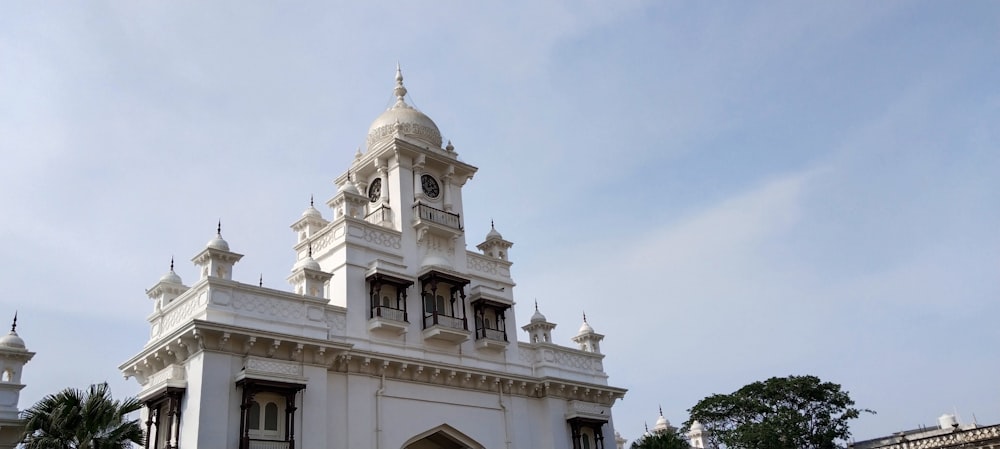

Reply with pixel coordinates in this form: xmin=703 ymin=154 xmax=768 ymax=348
xmin=413 ymin=203 xmax=461 ymax=231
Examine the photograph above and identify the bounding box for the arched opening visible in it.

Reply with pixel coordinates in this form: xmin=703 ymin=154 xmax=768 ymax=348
xmin=401 ymin=425 xmax=484 ymax=449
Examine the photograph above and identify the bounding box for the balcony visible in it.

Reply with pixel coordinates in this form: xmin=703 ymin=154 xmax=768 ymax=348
xmin=365 ymin=205 xmax=393 ymax=227
xmin=368 ymin=306 xmax=408 ymax=335
xmin=413 ymin=203 xmax=461 ymax=230
xmin=474 ymin=327 xmax=509 ymax=351
xmin=422 ymin=313 xmax=469 ymax=343
xmin=246 ymin=439 xmax=290 ymax=449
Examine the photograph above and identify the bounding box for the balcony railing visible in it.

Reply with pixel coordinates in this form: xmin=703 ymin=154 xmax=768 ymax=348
xmin=476 ymin=327 xmax=507 ymax=342
xmin=424 ymin=313 xmax=467 ymax=330
xmin=413 ymin=203 xmax=461 ymax=230
xmin=365 ymin=205 xmax=392 ymax=226
xmin=246 ymin=439 xmax=290 ymax=449
xmin=371 ymin=306 xmax=407 ymax=322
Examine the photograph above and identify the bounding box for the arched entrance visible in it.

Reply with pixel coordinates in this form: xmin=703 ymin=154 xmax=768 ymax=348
xmin=401 ymin=424 xmax=484 ymax=449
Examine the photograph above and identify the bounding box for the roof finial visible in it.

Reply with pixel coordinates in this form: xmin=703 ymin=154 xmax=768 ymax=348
xmin=308 ymin=243 xmax=313 ymax=258
xmin=259 ymin=274 xmax=263 ymax=287
xmin=491 ymin=219 xmax=495 ymax=229
xmin=10 ymin=312 xmax=16 ymax=333
xmin=645 ymin=422 xmax=649 ymax=432
xmin=393 ymin=63 xmax=408 ymax=102
xmin=659 ymin=405 xmax=663 ymax=416
xmin=310 ymin=195 xmax=314 ymax=207
xmin=217 ymin=220 xmax=222 ymax=236
xmin=534 ymin=299 xmax=539 ymax=312
xmin=169 ymin=256 xmax=175 ymax=272
xmin=583 ymin=311 xmax=588 ymax=323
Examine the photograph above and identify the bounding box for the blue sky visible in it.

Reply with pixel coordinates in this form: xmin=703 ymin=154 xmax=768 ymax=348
xmin=1 ymin=1 xmax=998 ymax=444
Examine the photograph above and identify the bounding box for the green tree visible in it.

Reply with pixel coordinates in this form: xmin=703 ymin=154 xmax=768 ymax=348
xmin=685 ymin=375 xmax=873 ymax=449
xmin=21 ymin=382 xmax=144 ymax=449
xmin=630 ymin=429 xmax=691 ymax=449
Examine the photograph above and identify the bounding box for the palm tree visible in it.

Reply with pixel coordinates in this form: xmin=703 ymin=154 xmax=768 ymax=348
xmin=21 ymin=382 xmax=144 ymax=449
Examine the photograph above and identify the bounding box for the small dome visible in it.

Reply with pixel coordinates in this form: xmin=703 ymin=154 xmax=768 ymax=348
xmin=159 ymin=270 xmax=183 ymax=285
xmin=530 ymin=309 xmax=546 ymax=323
xmin=295 ymin=256 xmax=321 ymax=271
xmin=367 ymin=67 xmax=443 ymax=149
xmin=654 ymin=415 xmax=671 ymax=430
xmin=207 ymin=235 xmax=230 ymax=251
xmin=0 ymin=331 xmax=25 ymax=350
xmin=303 ymin=206 xmax=322 ymax=218
xmin=578 ymin=319 xmax=594 ymax=335
xmin=338 ymin=180 xmax=359 ymax=195
xmin=690 ymin=420 xmax=704 ymax=431
xmin=486 ymin=226 xmax=503 ymax=241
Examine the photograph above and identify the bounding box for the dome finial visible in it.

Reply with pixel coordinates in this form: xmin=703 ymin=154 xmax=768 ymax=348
xmin=310 ymin=195 xmax=314 ymax=207
xmin=393 ymin=64 xmax=408 ymax=102
xmin=582 ymin=311 xmax=588 ymax=323
xmin=308 ymin=243 xmax=313 ymax=258
xmin=534 ymin=299 xmax=539 ymax=312
xmin=10 ymin=311 xmax=16 ymax=333
xmin=659 ymin=405 xmax=663 ymax=416
xmin=170 ymin=256 xmax=175 ymax=272
xmin=259 ymin=273 xmax=263 ymax=287
xmin=217 ymin=220 xmax=222 ymax=236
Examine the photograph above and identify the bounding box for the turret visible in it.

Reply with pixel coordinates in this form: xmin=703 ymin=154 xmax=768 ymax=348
xmin=0 ymin=314 xmax=33 ymax=420
xmin=521 ymin=302 xmax=556 ymax=344
xmin=146 ymin=258 xmax=188 ymax=311
xmin=476 ymin=221 xmax=513 ymax=261
xmin=571 ymin=313 xmax=604 ymax=353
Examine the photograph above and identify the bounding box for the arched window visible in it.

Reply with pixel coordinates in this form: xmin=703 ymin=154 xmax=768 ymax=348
xmin=263 ymin=402 xmax=279 ymax=431
xmin=248 ymin=401 xmax=261 ymax=430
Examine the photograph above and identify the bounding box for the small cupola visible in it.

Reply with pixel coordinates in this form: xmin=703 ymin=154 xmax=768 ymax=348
xmin=521 ymin=301 xmax=556 ymax=344
xmin=0 ymin=313 xmax=34 ymax=420
xmin=147 ymin=257 xmax=189 ymax=310
xmin=571 ymin=312 xmax=604 ymax=353
xmin=287 ymin=245 xmax=331 ymax=298
xmin=328 ymin=173 xmax=368 ymax=221
xmin=476 ymin=221 xmax=513 ymax=261
xmin=192 ymin=222 xmax=244 ymax=281
xmin=291 ymin=196 xmax=330 ymax=244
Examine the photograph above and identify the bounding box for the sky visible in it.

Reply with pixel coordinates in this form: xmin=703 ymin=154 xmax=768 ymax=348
xmin=1 ymin=1 xmax=998 ymax=445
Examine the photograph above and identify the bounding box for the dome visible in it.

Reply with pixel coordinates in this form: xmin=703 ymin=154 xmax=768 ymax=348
xmin=159 ymin=270 xmax=183 ymax=285
xmin=486 ymin=223 xmax=503 ymax=241
xmin=690 ymin=420 xmax=704 ymax=431
xmin=207 ymin=235 xmax=230 ymax=251
xmin=367 ymin=67 xmax=443 ymax=149
xmin=654 ymin=415 xmax=671 ymax=430
xmin=577 ymin=318 xmax=594 ymax=335
xmin=302 ymin=206 xmax=322 ymax=218
xmin=295 ymin=255 xmax=321 ymax=271
xmin=530 ymin=305 xmax=547 ymax=323
xmin=0 ymin=331 xmax=25 ymax=350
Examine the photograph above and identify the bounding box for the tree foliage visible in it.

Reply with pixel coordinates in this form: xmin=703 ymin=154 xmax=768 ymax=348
xmin=21 ymin=382 xmax=144 ymax=449
xmin=685 ymin=375 xmax=872 ymax=449
xmin=630 ymin=429 xmax=691 ymax=449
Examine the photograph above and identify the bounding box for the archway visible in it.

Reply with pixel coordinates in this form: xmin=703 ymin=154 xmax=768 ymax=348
xmin=401 ymin=424 xmax=484 ymax=449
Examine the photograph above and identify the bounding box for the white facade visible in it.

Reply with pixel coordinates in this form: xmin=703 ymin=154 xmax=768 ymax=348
xmin=0 ymin=315 xmax=33 ymax=449
xmin=120 ymin=67 xmax=626 ymax=449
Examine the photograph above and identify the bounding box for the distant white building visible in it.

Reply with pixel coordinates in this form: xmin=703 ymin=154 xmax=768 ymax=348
xmin=120 ymin=67 xmax=626 ymax=449
xmin=0 ymin=316 xmax=33 ymax=449
xmin=621 ymin=408 xmax=711 ymax=449
xmin=850 ymin=414 xmax=1000 ymax=449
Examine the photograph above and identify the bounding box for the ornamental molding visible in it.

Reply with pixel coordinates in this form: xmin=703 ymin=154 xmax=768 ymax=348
xmin=873 ymin=425 xmax=1000 ymax=449
xmin=245 ymin=356 xmax=304 ymax=379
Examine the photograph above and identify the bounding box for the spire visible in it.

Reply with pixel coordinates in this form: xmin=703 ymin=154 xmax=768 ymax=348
xmin=583 ymin=311 xmax=588 ymax=323
xmin=310 ymin=195 xmax=314 ymax=207
xmin=169 ymin=256 xmax=175 ymax=272
xmin=259 ymin=274 xmax=263 ymax=287
xmin=491 ymin=219 xmax=495 ymax=229
xmin=534 ymin=300 xmax=539 ymax=312
xmin=393 ymin=63 xmax=408 ymax=103
xmin=217 ymin=220 xmax=222 ymax=237
xmin=10 ymin=312 xmax=16 ymax=333
xmin=659 ymin=405 xmax=663 ymax=416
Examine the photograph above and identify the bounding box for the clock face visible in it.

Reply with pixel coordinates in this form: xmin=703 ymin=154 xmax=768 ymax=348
xmin=421 ymin=174 xmax=440 ymax=198
xmin=367 ymin=178 xmax=382 ymax=203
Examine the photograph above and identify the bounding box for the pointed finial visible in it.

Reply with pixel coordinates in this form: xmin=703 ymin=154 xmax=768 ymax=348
xmin=310 ymin=195 xmax=314 ymax=207
xmin=659 ymin=405 xmax=663 ymax=416
xmin=355 ymin=147 xmax=363 ymax=160
xmin=393 ymin=64 xmax=408 ymax=102
xmin=169 ymin=256 xmax=175 ymax=272
xmin=583 ymin=311 xmax=588 ymax=323
xmin=491 ymin=219 xmax=495 ymax=229
xmin=308 ymin=243 xmax=313 ymax=258
xmin=645 ymin=422 xmax=649 ymax=432
xmin=10 ymin=312 xmax=16 ymax=333
xmin=217 ymin=220 xmax=222 ymax=236
xmin=259 ymin=274 xmax=263 ymax=287
xmin=534 ymin=300 xmax=539 ymax=312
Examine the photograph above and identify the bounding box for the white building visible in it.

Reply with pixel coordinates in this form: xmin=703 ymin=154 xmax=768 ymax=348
xmin=0 ymin=315 xmax=33 ymax=449
xmin=120 ymin=67 xmax=626 ymax=449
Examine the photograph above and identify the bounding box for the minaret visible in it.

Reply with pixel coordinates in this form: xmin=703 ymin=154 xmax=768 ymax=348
xmin=521 ymin=301 xmax=556 ymax=344
xmin=191 ymin=222 xmax=243 ymax=280
xmin=0 ymin=314 xmax=34 ymax=421
xmin=689 ymin=420 xmax=709 ymax=448
xmin=571 ymin=313 xmax=604 ymax=353
xmin=146 ymin=258 xmax=188 ymax=311
xmin=287 ymin=245 xmax=332 ymax=298
xmin=476 ymin=221 xmax=513 ymax=261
